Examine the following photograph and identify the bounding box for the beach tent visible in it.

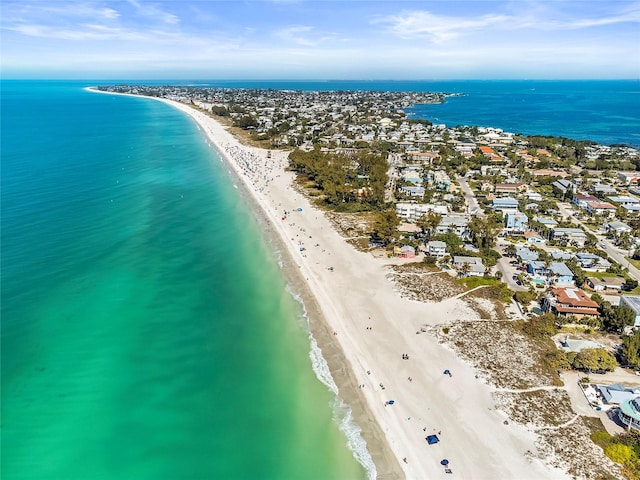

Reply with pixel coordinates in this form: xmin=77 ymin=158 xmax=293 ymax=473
xmin=426 ymin=435 xmax=439 ymax=445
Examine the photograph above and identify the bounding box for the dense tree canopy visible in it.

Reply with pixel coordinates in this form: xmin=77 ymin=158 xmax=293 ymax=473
xmin=572 ymin=348 xmax=618 ymax=372
xmin=289 ymin=147 xmax=388 ymax=210
xmin=602 ymin=305 xmax=635 ymax=334
xmin=621 ymin=330 xmax=640 ymax=369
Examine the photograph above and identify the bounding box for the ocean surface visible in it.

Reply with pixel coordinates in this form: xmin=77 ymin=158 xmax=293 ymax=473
xmin=0 ymin=81 xmax=369 ymax=480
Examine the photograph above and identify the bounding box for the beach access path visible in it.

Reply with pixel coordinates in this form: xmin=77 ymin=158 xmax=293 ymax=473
xmin=91 ymin=89 xmax=572 ymax=480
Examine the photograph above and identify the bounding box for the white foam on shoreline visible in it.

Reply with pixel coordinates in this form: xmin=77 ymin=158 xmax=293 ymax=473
xmin=285 ymin=284 xmax=377 ymax=480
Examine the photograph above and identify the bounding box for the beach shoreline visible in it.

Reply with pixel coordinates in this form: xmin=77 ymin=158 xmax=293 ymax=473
xmin=87 ymin=87 xmax=571 ymax=479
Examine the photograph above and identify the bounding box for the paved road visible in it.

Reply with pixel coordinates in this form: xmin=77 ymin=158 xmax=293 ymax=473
xmin=456 ymin=175 xmax=483 ymax=216
xmin=557 ymin=202 xmax=640 ymax=282
xmin=495 ymin=257 xmax=529 ymax=292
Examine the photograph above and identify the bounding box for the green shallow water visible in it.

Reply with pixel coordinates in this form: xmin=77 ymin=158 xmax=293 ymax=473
xmin=1 ymin=81 xmax=367 ymax=480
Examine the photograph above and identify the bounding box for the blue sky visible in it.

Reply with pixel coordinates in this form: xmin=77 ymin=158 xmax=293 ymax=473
xmin=1 ymin=0 xmax=639 ymax=79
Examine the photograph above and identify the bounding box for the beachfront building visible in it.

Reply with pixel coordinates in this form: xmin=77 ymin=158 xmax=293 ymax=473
xmin=435 ymin=215 xmax=470 ymax=239
xmin=593 ymin=184 xmax=617 ymax=196
xmin=395 ymin=203 xmax=448 ymax=222
xmin=426 ymin=240 xmax=447 ymax=257
xmin=619 ymin=397 xmax=640 ymax=432
xmin=427 ymin=170 xmax=452 ymax=192
xmin=452 ymin=256 xmax=485 ymax=277
xmin=524 ymin=231 xmax=545 ymax=244
xmin=549 ymin=262 xmax=575 ymax=286
xmin=542 ymin=287 xmax=600 ymax=319
xmin=394 ymin=245 xmax=416 ymax=258
xmin=620 ymin=296 xmax=640 ymax=327
xmin=536 ymin=217 xmax=559 ymax=229
xmin=552 ymin=179 xmax=575 ymax=197
xmin=408 ymin=152 xmax=440 ymax=164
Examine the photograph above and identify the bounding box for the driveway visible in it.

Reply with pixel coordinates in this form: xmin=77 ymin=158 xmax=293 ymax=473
xmin=495 ymin=257 xmax=528 ymax=292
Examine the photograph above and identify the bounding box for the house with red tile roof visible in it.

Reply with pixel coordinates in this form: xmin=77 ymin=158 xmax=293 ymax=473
xmin=542 ymin=287 xmax=600 ymax=318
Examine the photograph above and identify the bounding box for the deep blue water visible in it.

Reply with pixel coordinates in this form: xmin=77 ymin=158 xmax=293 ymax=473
xmin=104 ymin=79 xmax=639 ymax=147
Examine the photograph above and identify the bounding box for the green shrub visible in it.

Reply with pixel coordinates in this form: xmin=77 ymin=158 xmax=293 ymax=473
xmin=591 ymin=431 xmax=613 ymax=448
xmin=605 ymin=443 xmax=634 ymax=464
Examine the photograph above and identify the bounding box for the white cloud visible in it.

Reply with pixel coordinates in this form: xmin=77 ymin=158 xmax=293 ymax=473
xmin=374 ymin=10 xmax=509 ymax=43
xmin=275 ymin=25 xmax=317 ymax=46
xmin=375 ymin=4 xmax=640 ymax=42
xmin=126 ymin=0 xmax=180 ymax=24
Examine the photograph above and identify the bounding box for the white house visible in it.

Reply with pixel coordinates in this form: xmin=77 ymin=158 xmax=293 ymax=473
xmin=426 ymin=240 xmax=447 ymax=257
xmin=396 ymin=203 xmax=448 ymax=221
xmin=452 ymin=256 xmax=485 ymax=277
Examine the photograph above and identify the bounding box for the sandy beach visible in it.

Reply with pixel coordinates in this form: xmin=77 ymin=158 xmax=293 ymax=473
xmin=89 ymin=88 xmax=571 ymax=479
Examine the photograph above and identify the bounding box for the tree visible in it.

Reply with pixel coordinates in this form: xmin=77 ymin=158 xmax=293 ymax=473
xmin=468 ymin=215 xmax=502 ymax=249
xmin=572 ymin=348 xmax=618 ymax=372
xmin=504 ymin=244 xmax=517 ymax=257
xmin=416 ymin=212 xmax=442 ymax=240
xmin=602 ymin=305 xmax=635 ymax=334
xmin=372 ymin=210 xmax=399 ymax=245
xmin=624 ymin=278 xmax=639 ymax=291
xmin=521 ymin=313 xmax=558 ymax=339
xmin=234 ymin=115 xmax=258 ymax=129
xmin=458 ymin=261 xmax=471 ymax=277
xmin=621 ymin=330 xmax=640 ymax=369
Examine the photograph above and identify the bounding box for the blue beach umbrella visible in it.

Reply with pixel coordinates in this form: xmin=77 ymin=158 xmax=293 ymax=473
xmin=441 ymin=459 xmax=449 ymax=466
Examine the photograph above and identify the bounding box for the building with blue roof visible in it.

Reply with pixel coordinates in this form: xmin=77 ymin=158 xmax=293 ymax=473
xmin=549 ymin=262 xmax=575 ymax=286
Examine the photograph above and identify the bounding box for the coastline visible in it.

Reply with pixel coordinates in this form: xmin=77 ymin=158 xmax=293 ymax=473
xmin=87 ymin=87 xmax=571 ymax=479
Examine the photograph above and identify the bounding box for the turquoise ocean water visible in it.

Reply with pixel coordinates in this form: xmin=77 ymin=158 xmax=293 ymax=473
xmin=1 ymin=81 xmax=368 ymax=480
xmin=2 ymin=79 xmax=638 ymax=480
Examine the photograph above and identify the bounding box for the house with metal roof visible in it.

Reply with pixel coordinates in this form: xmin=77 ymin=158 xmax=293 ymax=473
xmin=548 ymin=262 xmax=575 ymax=286
xmin=606 ymin=221 xmax=633 ymax=235
xmin=516 ymin=247 xmax=539 ymax=263
xmin=552 ymin=227 xmax=588 ymax=246
xmin=452 ymin=256 xmax=485 ymax=277
xmin=491 ymin=197 xmax=519 ymax=213
xmin=607 ymin=196 xmax=640 ymax=207
xmin=575 ymin=253 xmax=611 ymax=271
xmin=586 ymin=277 xmax=625 ymax=292
xmin=426 ymin=240 xmax=447 ymax=257
xmin=599 ymin=384 xmax=640 ymax=406
xmin=619 ymin=397 xmax=640 ymax=431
